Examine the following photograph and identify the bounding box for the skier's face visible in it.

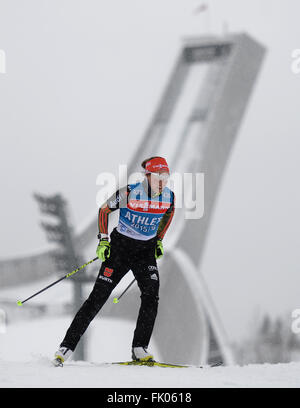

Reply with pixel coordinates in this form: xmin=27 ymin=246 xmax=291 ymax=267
xmin=146 ymin=172 xmax=169 ymax=194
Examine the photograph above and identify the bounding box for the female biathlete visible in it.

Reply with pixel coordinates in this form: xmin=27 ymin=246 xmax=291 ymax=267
xmin=53 ymin=156 xmax=175 ymax=366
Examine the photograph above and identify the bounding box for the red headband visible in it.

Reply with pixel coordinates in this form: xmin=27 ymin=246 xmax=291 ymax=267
xmin=145 ymin=157 xmax=169 ymax=174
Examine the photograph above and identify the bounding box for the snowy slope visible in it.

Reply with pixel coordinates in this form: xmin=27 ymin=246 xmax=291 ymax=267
xmin=1 ymin=316 xmax=300 ymax=388
xmin=1 ymin=359 xmax=300 ymax=388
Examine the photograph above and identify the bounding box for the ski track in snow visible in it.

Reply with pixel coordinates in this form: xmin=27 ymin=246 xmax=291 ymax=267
xmin=0 ymin=314 xmax=299 ymax=388
xmin=1 ymin=358 xmax=300 ymax=388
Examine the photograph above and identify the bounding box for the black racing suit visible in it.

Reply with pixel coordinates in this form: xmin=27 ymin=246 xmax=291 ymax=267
xmin=60 ymin=181 xmax=175 ymax=352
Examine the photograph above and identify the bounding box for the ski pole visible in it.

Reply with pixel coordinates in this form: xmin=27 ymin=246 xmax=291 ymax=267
xmin=113 ymin=278 xmax=136 ymax=304
xmin=17 ymin=257 xmax=98 ymax=306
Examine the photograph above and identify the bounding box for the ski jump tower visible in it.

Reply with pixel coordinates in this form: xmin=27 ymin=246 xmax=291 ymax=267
xmin=0 ymin=33 xmax=265 ymax=366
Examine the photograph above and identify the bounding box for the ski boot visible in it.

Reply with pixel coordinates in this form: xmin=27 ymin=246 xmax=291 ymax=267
xmin=132 ymin=347 xmax=155 ymax=362
xmin=52 ymin=347 xmax=73 ymax=367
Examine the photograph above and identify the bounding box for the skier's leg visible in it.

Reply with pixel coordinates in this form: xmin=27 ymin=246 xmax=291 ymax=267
xmin=131 ymin=261 xmax=159 ymax=350
xmin=59 ymin=246 xmax=129 ymax=352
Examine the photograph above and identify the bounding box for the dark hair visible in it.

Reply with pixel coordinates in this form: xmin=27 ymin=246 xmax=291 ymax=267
xmin=141 ymin=156 xmax=165 ymax=169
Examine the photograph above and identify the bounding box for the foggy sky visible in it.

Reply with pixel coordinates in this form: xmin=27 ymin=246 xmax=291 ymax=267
xmin=1 ymin=0 xmax=300 ymax=341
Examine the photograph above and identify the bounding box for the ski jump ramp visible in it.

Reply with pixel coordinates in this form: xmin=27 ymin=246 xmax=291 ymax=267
xmin=0 ymin=33 xmax=265 ymax=366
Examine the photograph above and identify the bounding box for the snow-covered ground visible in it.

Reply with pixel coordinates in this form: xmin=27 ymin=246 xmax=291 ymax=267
xmin=1 ymin=302 xmax=300 ymax=388
xmin=1 ymin=358 xmax=300 ymax=388
xmin=1 ymin=285 xmax=300 ymax=388
xmin=1 ymin=315 xmax=300 ymax=388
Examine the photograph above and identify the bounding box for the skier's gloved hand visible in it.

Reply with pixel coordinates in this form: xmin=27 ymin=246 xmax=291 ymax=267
xmin=155 ymin=239 xmax=164 ymax=259
xmin=96 ymin=239 xmax=111 ymax=262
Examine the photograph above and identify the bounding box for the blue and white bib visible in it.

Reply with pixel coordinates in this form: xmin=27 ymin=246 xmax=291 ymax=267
xmin=117 ymin=183 xmax=174 ymax=241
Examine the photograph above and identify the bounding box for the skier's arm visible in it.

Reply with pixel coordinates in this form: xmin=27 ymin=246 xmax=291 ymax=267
xmin=97 ymin=185 xmax=129 ymax=238
xmin=97 ymin=186 xmax=129 ymax=261
xmin=98 ymin=204 xmax=112 ymax=238
xmin=156 ymin=194 xmax=175 ymax=241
